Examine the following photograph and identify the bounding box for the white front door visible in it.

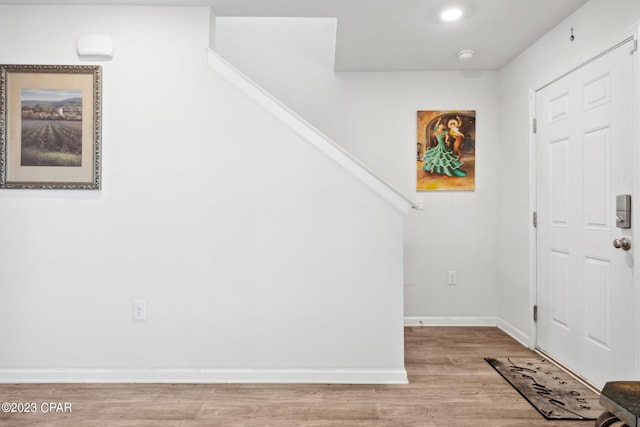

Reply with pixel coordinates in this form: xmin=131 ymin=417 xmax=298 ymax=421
xmin=536 ymin=37 xmax=637 ymax=388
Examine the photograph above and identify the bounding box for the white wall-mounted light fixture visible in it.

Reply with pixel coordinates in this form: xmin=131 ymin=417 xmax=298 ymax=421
xmin=441 ymin=7 xmax=463 ymax=21
xmin=457 ymin=49 xmax=475 ymax=62
xmin=77 ymin=35 xmax=115 ymax=60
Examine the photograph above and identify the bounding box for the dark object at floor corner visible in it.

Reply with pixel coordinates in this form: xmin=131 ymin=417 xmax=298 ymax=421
xmin=596 ymin=381 xmax=640 ymax=427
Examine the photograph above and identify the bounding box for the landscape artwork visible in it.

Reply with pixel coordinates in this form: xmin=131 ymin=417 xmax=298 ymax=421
xmin=417 ymin=110 xmax=476 ymax=191
xmin=21 ymin=89 xmax=83 ymax=167
xmin=0 ymin=64 xmax=101 ymax=189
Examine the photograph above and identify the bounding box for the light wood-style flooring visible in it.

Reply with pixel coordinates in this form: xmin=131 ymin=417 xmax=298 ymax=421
xmin=0 ymin=327 xmax=601 ymax=426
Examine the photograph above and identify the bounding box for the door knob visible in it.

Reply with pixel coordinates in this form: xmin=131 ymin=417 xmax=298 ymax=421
xmin=613 ymin=237 xmax=632 ymax=251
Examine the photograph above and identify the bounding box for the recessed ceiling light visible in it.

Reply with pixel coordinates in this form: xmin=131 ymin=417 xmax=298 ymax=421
xmin=441 ymin=8 xmax=463 ymax=21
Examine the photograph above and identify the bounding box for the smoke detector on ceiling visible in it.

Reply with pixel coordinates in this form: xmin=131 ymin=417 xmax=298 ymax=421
xmin=457 ymin=49 xmax=475 ymax=62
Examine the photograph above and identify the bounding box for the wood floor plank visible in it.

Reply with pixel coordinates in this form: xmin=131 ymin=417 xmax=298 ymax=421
xmin=0 ymin=327 xmax=601 ymax=426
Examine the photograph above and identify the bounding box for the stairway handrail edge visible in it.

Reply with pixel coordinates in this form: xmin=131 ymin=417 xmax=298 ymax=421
xmin=206 ymin=49 xmax=416 ymax=213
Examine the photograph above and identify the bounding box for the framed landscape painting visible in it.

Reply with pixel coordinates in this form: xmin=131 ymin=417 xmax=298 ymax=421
xmin=417 ymin=110 xmax=476 ymax=191
xmin=0 ymin=64 xmax=102 ymax=189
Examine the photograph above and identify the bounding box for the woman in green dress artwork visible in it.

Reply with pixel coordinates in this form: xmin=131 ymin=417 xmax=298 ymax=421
xmin=422 ymin=118 xmax=467 ymax=177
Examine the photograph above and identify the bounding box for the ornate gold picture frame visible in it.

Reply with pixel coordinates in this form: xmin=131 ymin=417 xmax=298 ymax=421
xmin=0 ymin=64 xmax=102 ymax=189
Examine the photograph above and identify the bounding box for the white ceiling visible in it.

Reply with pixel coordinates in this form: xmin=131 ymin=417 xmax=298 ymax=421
xmin=0 ymin=0 xmax=590 ymax=71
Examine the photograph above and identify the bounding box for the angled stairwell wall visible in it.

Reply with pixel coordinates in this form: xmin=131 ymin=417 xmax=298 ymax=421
xmin=0 ymin=5 xmax=412 ymax=383
xmin=214 ymin=16 xmax=507 ymax=338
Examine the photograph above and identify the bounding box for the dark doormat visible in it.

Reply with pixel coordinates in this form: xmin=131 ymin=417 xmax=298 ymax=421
xmin=485 ymin=357 xmax=602 ymax=420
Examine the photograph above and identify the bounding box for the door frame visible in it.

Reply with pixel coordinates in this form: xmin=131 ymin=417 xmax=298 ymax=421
xmin=528 ymin=24 xmax=640 ymax=380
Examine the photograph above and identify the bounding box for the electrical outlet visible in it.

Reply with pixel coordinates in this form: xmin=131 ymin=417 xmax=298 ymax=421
xmin=447 ymin=270 xmax=457 ymax=285
xmin=133 ymin=300 xmax=147 ymax=321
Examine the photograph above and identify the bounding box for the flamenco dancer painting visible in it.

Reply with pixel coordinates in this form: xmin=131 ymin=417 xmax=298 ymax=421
xmin=417 ymin=110 xmax=476 ymax=191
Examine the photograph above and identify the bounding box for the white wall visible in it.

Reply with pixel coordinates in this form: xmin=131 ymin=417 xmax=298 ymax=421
xmin=0 ymin=6 xmax=408 ymax=383
xmin=337 ymin=72 xmax=501 ymax=322
xmin=6 ymin=1 xmax=624 ymax=379
xmin=497 ymin=0 xmax=640 ymax=338
xmin=214 ymin=18 xmax=340 ymax=152
xmin=215 ymin=0 xmax=640 ymax=346
xmin=216 ymin=19 xmax=502 ymax=324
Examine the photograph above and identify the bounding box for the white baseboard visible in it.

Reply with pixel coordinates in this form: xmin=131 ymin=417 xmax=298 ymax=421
xmin=405 ymin=316 xmax=500 ymax=326
xmin=496 ymin=318 xmax=529 ymax=347
xmin=405 ymin=316 xmax=530 ymax=348
xmin=0 ymin=368 xmax=408 ymax=384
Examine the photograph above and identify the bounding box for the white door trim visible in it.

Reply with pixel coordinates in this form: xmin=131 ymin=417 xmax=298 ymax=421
xmin=528 ymin=24 xmax=640 ymax=373
xmin=633 ymin=24 xmax=640 ymax=382
xmin=528 ymin=87 xmax=537 ymax=350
